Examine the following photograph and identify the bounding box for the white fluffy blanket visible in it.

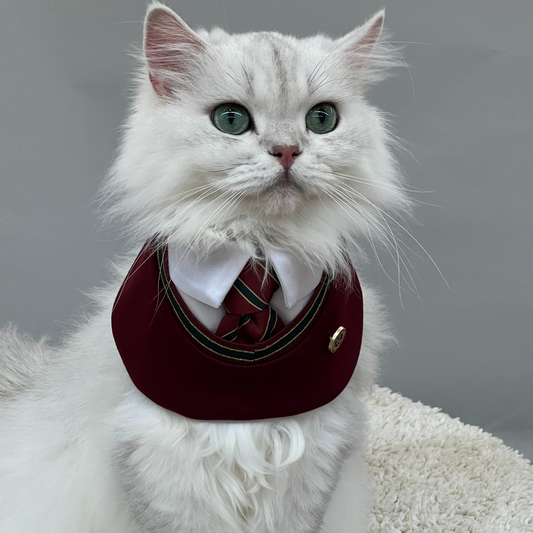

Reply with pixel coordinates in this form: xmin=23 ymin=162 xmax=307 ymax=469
xmin=365 ymin=387 xmax=533 ymax=532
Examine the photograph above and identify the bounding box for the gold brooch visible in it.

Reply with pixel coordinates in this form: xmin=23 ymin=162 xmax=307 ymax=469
xmin=328 ymin=326 xmax=347 ymax=353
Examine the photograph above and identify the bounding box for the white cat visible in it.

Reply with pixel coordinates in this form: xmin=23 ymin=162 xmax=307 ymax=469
xmin=0 ymin=3 xmax=411 ymax=532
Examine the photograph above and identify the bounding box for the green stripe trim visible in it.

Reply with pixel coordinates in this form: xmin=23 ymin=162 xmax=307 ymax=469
xmin=157 ymin=247 xmax=329 ymax=362
xmin=233 ymin=278 xmax=267 ymax=310
xmin=263 ymin=307 xmax=278 ymax=341
xmin=221 ymin=314 xmax=251 ymax=341
xmin=258 ymin=307 xmax=272 ymax=343
xmin=223 ymin=330 xmax=239 ymax=342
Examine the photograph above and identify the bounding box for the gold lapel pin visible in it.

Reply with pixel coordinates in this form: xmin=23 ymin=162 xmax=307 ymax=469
xmin=328 ymin=326 xmax=347 ymax=353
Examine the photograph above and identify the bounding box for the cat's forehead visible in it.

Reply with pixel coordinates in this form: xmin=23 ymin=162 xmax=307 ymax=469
xmin=204 ymin=30 xmax=332 ymax=110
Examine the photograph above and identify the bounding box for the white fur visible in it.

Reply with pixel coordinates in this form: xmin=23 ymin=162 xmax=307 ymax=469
xmin=0 ymin=4 xmax=411 ymax=532
xmin=101 ymin=4 xmax=410 ymax=277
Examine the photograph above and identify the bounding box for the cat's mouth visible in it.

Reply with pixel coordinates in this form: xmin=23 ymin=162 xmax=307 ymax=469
xmin=267 ymin=169 xmax=305 ymax=193
xmin=254 ymin=174 xmax=307 ymax=215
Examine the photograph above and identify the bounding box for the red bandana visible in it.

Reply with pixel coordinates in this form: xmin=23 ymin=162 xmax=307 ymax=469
xmin=112 ymin=242 xmax=364 ymax=421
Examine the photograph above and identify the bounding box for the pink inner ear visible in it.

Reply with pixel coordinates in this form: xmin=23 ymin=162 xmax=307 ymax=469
xmin=356 ymin=15 xmax=384 ymax=51
xmin=338 ymin=12 xmax=385 ymax=73
xmin=144 ymin=8 xmax=204 ymax=96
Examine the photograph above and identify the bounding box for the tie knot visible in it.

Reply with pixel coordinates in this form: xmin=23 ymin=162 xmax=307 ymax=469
xmin=216 ymin=260 xmax=285 ymax=343
xmin=223 ymin=260 xmax=280 ymax=315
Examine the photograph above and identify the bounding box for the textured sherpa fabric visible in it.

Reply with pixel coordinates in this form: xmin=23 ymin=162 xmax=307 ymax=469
xmin=365 ymin=387 xmax=533 ymax=532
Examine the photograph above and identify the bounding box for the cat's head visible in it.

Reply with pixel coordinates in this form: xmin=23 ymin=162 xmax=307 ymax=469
xmin=104 ymin=2 xmax=411 ymax=276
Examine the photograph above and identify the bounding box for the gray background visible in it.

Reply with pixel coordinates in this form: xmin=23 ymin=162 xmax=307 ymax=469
xmin=1 ymin=0 xmax=531 ymax=459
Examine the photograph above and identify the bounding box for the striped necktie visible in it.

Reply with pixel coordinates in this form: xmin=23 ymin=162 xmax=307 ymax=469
xmin=216 ymin=261 xmax=284 ymax=344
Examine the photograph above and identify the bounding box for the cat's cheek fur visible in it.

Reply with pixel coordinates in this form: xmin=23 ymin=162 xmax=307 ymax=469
xmin=104 ymin=280 xmax=389 ymax=533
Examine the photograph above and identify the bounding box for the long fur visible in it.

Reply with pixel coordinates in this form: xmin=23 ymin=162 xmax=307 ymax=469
xmin=100 ymin=4 xmax=411 ymax=279
xmin=0 ymin=4 xmax=412 ymax=532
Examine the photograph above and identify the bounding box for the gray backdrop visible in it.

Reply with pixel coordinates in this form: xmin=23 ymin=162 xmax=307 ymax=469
xmin=1 ymin=0 xmax=532 ymax=459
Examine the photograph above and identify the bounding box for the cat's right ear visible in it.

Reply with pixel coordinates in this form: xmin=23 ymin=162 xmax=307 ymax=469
xmin=143 ymin=3 xmax=205 ymax=98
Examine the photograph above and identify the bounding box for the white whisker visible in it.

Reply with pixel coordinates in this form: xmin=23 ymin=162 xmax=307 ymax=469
xmin=323 ymin=189 xmax=409 ymax=301
xmin=337 ymin=182 xmax=450 ymax=290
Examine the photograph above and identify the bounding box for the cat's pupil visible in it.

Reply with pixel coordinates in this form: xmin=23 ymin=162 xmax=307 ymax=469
xmin=227 ymin=111 xmax=235 ymax=124
xmin=319 ymin=111 xmax=326 ymax=124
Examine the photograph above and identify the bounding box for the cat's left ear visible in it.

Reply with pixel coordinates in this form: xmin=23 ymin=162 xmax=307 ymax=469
xmin=335 ymin=9 xmax=401 ymax=85
xmin=340 ymin=9 xmax=385 ymax=55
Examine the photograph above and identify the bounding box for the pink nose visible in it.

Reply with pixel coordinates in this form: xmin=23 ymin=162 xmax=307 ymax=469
xmin=271 ymin=145 xmax=300 ymax=169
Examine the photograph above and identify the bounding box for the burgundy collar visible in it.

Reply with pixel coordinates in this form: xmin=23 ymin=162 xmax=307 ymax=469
xmin=112 ymin=242 xmax=364 ymax=420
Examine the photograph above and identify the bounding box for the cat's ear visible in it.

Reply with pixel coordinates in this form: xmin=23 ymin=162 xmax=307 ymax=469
xmin=335 ymin=9 xmax=401 ymax=86
xmin=340 ymin=9 xmax=385 ymax=55
xmin=143 ymin=3 xmax=205 ymax=98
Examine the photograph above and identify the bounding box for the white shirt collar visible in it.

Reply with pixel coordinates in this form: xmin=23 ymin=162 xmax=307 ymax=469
xmin=167 ymin=242 xmax=323 ymax=310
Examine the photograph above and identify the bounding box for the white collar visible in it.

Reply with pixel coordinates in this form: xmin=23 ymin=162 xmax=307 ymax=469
xmin=167 ymin=242 xmax=323 ymax=310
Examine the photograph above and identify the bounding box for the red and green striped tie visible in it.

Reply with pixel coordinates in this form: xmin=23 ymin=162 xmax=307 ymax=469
xmin=216 ymin=261 xmax=284 ymax=344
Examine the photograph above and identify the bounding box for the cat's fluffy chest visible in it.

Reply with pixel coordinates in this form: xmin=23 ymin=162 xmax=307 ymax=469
xmin=107 ymin=379 xmax=364 ymax=532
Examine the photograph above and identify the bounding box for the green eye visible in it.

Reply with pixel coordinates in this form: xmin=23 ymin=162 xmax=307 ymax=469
xmin=306 ymin=103 xmax=338 ymax=134
xmin=212 ymin=103 xmax=250 ymax=135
